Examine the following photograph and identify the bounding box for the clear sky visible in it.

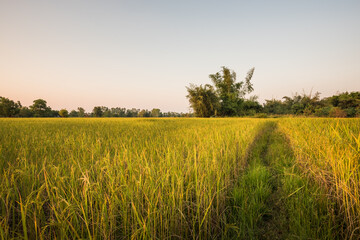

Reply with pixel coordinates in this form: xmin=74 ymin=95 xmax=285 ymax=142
xmin=1 ymin=0 xmax=359 ymax=113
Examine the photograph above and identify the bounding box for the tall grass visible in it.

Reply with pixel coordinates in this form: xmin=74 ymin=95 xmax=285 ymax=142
xmin=0 ymin=118 xmax=263 ymax=239
xmin=226 ymin=122 xmax=274 ymax=239
xmin=1 ymin=118 xmax=358 ymax=239
xmin=267 ymin=123 xmax=337 ymax=239
xmin=227 ymin=121 xmax=337 ymax=239
xmin=278 ymin=118 xmax=360 ymax=238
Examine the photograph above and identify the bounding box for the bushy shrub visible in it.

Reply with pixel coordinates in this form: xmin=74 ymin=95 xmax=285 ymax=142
xmin=329 ymin=107 xmax=346 ymax=118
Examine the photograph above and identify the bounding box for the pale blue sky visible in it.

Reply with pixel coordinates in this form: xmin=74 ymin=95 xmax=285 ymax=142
xmin=1 ymin=0 xmax=359 ymax=112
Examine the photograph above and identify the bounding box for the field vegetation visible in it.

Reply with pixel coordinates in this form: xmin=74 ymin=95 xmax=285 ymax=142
xmin=0 ymin=118 xmax=359 ymax=239
xmin=279 ymin=118 xmax=360 ymax=238
xmin=0 ymin=118 xmax=263 ymax=239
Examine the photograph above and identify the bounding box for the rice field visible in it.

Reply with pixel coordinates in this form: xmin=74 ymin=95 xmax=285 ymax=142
xmin=0 ymin=118 xmax=359 ymax=239
xmin=279 ymin=118 xmax=360 ymax=238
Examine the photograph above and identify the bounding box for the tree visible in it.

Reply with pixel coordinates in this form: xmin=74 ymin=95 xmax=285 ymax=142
xmin=59 ymin=109 xmax=69 ymax=117
xmin=327 ymin=92 xmax=360 ymax=117
xmin=92 ymin=106 xmax=103 ymax=117
xmin=69 ymin=110 xmax=79 ymax=117
xmin=138 ymin=109 xmax=151 ymax=117
xmin=110 ymin=107 xmax=126 ymax=117
xmin=243 ymin=96 xmax=263 ymax=115
xmin=102 ymin=107 xmax=112 ymax=117
xmin=282 ymin=92 xmax=321 ymax=115
xmin=151 ymin=108 xmax=161 ymax=117
xmin=30 ymin=99 xmax=51 ymax=117
xmin=209 ymin=67 xmax=255 ymax=116
xmin=186 ymin=84 xmax=219 ymax=117
xmin=128 ymin=108 xmax=139 ymax=117
xmin=314 ymin=106 xmax=332 ymax=117
xmin=49 ymin=110 xmax=59 ymax=117
xmin=263 ymin=99 xmax=287 ymax=115
xmin=186 ymin=67 xmax=255 ymax=117
xmin=0 ymin=97 xmax=21 ymax=117
xmin=18 ymin=107 xmax=33 ymax=117
xmin=77 ymin=107 xmax=85 ymax=117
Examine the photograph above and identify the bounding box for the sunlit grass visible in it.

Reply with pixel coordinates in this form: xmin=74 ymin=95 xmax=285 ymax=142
xmin=0 ymin=118 xmax=264 ymax=239
xmin=1 ymin=118 xmax=358 ymax=239
xmin=279 ymin=118 xmax=360 ymax=238
xmin=226 ymin=121 xmax=337 ymax=239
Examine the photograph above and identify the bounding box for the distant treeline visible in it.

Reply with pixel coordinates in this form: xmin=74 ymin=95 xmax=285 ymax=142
xmin=0 ymin=97 xmax=192 ymax=118
xmin=1 ymin=91 xmax=359 ymax=118
xmin=262 ymin=91 xmax=360 ymax=117
xmin=186 ymin=66 xmax=360 ymax=118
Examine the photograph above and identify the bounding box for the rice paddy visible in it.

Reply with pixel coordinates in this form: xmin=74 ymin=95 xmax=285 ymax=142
xmin=0 ymin=118 xmax=359 ymax=239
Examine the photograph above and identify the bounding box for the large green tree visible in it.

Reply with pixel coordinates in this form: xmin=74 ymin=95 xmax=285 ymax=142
xmin=209 ymin=67 xmax=255 ymax=116
xmin=92 ymin=106 xmax=103 ymax=117
xmin=186 ymin=84 xmax=219 ymax=117
xmin=186 ymin=67 xmax=255 ymax=117
xmin=30 ymin=99 xmax=51 ymax=117
xmin=77 ymin=107 xmax=86 ymax=117
xmin=0 ymin=97 xmax=21 ymax=117
xmin=151 ymin=108 xmax=161 ymax=117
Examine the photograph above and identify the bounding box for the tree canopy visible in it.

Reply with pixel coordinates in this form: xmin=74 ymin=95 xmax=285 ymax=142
xmin=262 ymin=91 xmax=360 ymax=117
xmin=59 ymin=109 xmax=69 ymax=117
xmin=186 ymin=84 xmax=219 ymax=117
xmin=186 ymin=67 xmax=257 ymax=117
xmin=0 ymin=97 xmax=21 ymax=117
xmin=30 ymin=99 xmax=52 ymax=117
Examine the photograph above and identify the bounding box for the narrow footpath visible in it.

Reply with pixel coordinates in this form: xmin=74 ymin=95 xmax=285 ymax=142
xmin=225 ymin=121 xmax=340 ymax=240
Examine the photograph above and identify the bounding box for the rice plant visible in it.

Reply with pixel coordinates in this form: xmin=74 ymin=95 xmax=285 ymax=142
xmin=278 ymin=118 xmax=360 ymax=239
xmin=1 ymin=118 xmax=358 ymax=239
xmin=0 ymin=118 xmax=263 ymax=239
